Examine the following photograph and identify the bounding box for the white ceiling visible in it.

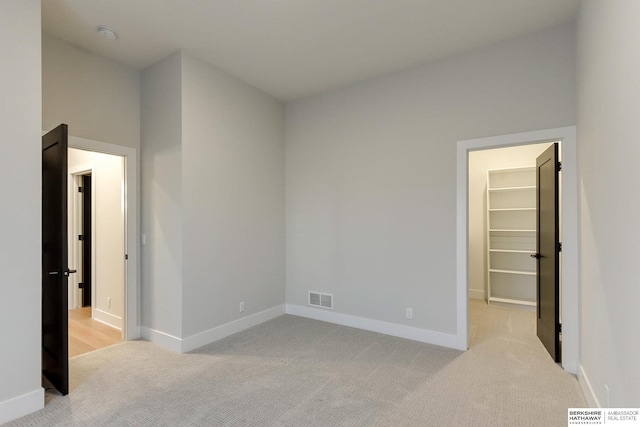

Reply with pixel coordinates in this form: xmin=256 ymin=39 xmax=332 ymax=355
xmin=42 ymin=0 xmax=581 ymax=101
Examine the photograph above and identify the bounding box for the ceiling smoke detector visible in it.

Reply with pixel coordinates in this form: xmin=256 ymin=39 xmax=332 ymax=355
xmin=97 ymin=26 xmax=117 ymax=40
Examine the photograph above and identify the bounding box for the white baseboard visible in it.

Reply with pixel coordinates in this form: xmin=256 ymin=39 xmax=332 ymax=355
xmin=141 ymin=305 xmax=286 ymax=354
xmin=93 ymin=308 xmax=123 ymax=330
xmin=0 ymin=388 xmax=44 ymax=425
xmin=578 ymin=364 xmax=600 ymax=408
xmin=468 ymin=289 xmax=485 ymax=300
xmin=285 ymin=304 xmax=460 ymax=350
xmin=181 ymin=305 xmax=286 ymax=353
xmin=140 ymin=327 xmax=183 ymax=353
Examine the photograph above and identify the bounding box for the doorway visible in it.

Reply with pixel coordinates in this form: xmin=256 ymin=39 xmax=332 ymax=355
xmin=68 ymin=136 xmax=139 ymax=341
xmin=455 ymin=126 xmax=579 ymax=373
xmin=467 ymin=143 xmax=553 ymax=349
xmin=67 ymin=148 xmax=125 ymax=356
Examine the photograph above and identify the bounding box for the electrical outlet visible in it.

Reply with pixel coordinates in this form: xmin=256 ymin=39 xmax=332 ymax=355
xmin=239 ymin=301 xmax=245 ymax=313
xmin=605 ymin=384 xmax=610 ymax=407
xmin=406 ymin=307 xmax=413 ymax=319
xmin=107 ymin=297 xmax=112 ymax=308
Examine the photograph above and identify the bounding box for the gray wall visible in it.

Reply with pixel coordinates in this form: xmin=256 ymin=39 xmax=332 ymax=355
xmin=42 ymin=34 xmax=140 ymax=150
xmin=140 ymin=53 xmax=184 ymax=338
xmin=577 ymin=0 xmax=640 ymax=407
xmin=285 ymin=24 xmax=576 ymax=335
xmin=140 ymin=52 xmax=285 ymax=340
xmin=0 ymin=0 xmax=43 ymax=422
xmin=181 ymin=53 xmax=285 ymax=337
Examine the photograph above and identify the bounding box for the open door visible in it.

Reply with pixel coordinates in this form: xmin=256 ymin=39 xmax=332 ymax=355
xmin=42 ymin=124 xmax=73 ymax=395
xmin=535 ymin=143 xmax=560 ymax=362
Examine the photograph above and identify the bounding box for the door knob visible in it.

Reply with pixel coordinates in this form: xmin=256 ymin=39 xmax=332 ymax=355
xmin=530 ymin=253 xmax=541 ymax=259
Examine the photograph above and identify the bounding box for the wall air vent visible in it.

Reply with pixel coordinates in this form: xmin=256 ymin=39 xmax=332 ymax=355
xmin=309 ymin=291 xmax=333 ymax=309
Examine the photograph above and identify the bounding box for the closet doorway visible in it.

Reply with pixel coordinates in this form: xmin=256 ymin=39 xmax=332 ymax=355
xmin=468 ymin=143 xmax=553 ymax=308
xmin=467 ymin=143 xmax=555 ymax=352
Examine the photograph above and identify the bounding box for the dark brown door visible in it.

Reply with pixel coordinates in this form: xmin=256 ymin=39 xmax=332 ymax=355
xmin=42 ymin=124 xmax=72 ymax=395
xmin=535 ymin=143 xmax=560 ymax=362
xmin=81 ymin=174 xmax=92 ymax=307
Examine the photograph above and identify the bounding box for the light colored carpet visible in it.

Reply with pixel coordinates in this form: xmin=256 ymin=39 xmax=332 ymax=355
xmin=8 ymin=300 xmax=585 ymax=426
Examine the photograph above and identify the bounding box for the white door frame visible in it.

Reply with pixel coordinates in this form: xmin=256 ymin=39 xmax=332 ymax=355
xmin=68 ymin=136 xmax=140 ymax=341
xmin=456 ymin=126 xmax=578 ymax=373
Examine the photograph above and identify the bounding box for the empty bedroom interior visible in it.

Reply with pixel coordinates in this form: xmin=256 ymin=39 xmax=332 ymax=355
xmin=2 ymin=0 xmax=640 ymax=424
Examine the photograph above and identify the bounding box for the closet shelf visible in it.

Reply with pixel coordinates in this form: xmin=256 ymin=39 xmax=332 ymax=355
xmin=489 ymin=268 xmax=536 ymax=276
xmin=489 ymin=228 xmax=536 ymax=233
xmin=489 ymin=249 xmax=535 ymax=254
xmin=489 ymin=208 xmax=536 ymax=212
xmin=489 ymin=186 xmax=536 ymax=192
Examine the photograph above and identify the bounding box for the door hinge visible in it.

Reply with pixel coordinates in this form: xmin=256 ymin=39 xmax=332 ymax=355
xmin=78 ymin=235 xmax=85 ymax=241
xmin=78 ymin=186 xmax=84 ymax=193
xmin=557 ymin=242 xmax=562 ymax=252
xmin=558 ymin=323 xmax=562 ymax=333
xmin=79 ymin=282 xmax=84 ymax=289
xmin=125 ymin=254 xmax=128 ymax=260
xmin=557 ymin=161 xmax=562 ymax=172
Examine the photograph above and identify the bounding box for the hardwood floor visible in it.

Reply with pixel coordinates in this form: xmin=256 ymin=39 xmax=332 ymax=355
xmin=68 ymin=307 xmax=121 ymax=357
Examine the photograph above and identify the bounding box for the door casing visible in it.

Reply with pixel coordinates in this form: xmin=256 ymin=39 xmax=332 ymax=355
xmin=67 ymin=136 xmax=139 ymax=341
